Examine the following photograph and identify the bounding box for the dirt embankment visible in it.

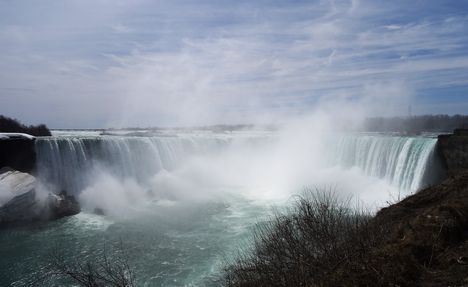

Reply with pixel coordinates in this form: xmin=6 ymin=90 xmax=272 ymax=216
xmin=369 ymin=171 xmax=468 ymax=286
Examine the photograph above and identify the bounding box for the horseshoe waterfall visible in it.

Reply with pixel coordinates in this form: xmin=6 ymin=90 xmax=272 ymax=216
xmin=1 ymin=131 xmax=445 ymax=286
xmin=35 ymin=132 xmax=440 ymax=197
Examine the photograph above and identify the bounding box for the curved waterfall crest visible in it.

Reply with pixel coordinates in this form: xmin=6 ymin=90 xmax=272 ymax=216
xmin=35 ymin=133 xmax=439 ymax=195
xmin=330 ymin=134 xmax=438 ymax=192
xmin=35 ymin=135 xmax=234 ymax=194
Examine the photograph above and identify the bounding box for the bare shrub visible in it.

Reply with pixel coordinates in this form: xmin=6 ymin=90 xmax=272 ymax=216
xmin=42 ymin=241 xmax=136 ymax=287
xmin=223 ymin=188 xmax=388 ymax=287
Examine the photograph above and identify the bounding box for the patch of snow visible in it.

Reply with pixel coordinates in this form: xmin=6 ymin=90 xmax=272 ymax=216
xmin=0 ymin=133 xmax=35 ymax=140
xmin=0 ymin=169 xmax=36 ymax=206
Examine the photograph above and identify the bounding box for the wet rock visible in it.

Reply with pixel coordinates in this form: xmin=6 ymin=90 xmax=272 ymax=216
xmin=47 ymin=191 xmax=81 ymax=220
xmin=93 ymin=208 xmax=105 ymax=215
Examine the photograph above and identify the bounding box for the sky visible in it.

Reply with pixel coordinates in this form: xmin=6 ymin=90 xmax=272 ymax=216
xmin=0 ymin=0 xmax=468 ymax=128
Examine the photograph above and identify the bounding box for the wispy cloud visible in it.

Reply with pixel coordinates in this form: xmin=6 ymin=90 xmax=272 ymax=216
xmin=0 ymin=0 xmax=467 ymax=127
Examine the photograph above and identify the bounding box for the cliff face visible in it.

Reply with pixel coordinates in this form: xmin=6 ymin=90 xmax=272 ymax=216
xmin=437 ymin=129 xmax=468 ymax=175
xmin=0 ymin=138 xmax=36 ymax=173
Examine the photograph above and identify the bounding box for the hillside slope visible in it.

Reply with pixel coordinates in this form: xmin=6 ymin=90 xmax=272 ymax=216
xmin=372 ymin=171 xmax=468 ymax=286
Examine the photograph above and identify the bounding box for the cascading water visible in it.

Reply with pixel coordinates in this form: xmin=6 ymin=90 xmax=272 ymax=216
xmin=35 ymin=135 xmax=235 ymax=194
xmin=328 ymin=134 xmax=439 ymax=193
xmin=35 ymin=132 xmax=440 ymax=196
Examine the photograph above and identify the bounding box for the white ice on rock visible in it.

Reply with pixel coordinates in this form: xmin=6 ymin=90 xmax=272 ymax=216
xmin=0 ymin=133 xmax=35 ymax=140
xmin=0 ymin=167 xmax=36 ymax=207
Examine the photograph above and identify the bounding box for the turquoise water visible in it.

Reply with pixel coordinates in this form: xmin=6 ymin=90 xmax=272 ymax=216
xmin=0 ymin=195 xmax=268 ymax=286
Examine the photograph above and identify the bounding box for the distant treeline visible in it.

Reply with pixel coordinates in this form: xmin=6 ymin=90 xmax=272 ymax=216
xmin=110 ymin=124 xmax=278 ymax=132
xmin=0 ymin=115 xmax=51 ymax=136
xmin=363 ymin=114 xmax=468 ymax=133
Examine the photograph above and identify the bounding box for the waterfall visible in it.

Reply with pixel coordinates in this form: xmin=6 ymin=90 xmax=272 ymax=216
xmin=35 ymin=135 xmax=233 ymax=194
xmin=329 ymin=134 xmax=438 ymax=193
xmin=35 ymin=133 xmax=440 ymax=196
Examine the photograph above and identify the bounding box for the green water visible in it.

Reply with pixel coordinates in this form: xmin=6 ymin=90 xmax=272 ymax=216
xmin=0 ymin=195 xmax=269 ymax=286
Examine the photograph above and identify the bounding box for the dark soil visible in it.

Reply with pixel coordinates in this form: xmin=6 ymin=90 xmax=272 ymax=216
xmin=369 ymin=171 xmax=468 ymax=286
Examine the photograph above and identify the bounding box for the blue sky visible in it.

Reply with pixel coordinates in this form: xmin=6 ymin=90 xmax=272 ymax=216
xmin=0 ymin=0 xmax=468 ymax=128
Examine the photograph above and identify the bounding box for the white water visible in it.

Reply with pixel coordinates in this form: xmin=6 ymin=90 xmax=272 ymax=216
xmin=329 ymin=134 xmax=438 ymax=192
xmin=36 ymin=135 xmax=224 ymax=194
xmin=35 ymin=131 xmax=438 ymax=202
